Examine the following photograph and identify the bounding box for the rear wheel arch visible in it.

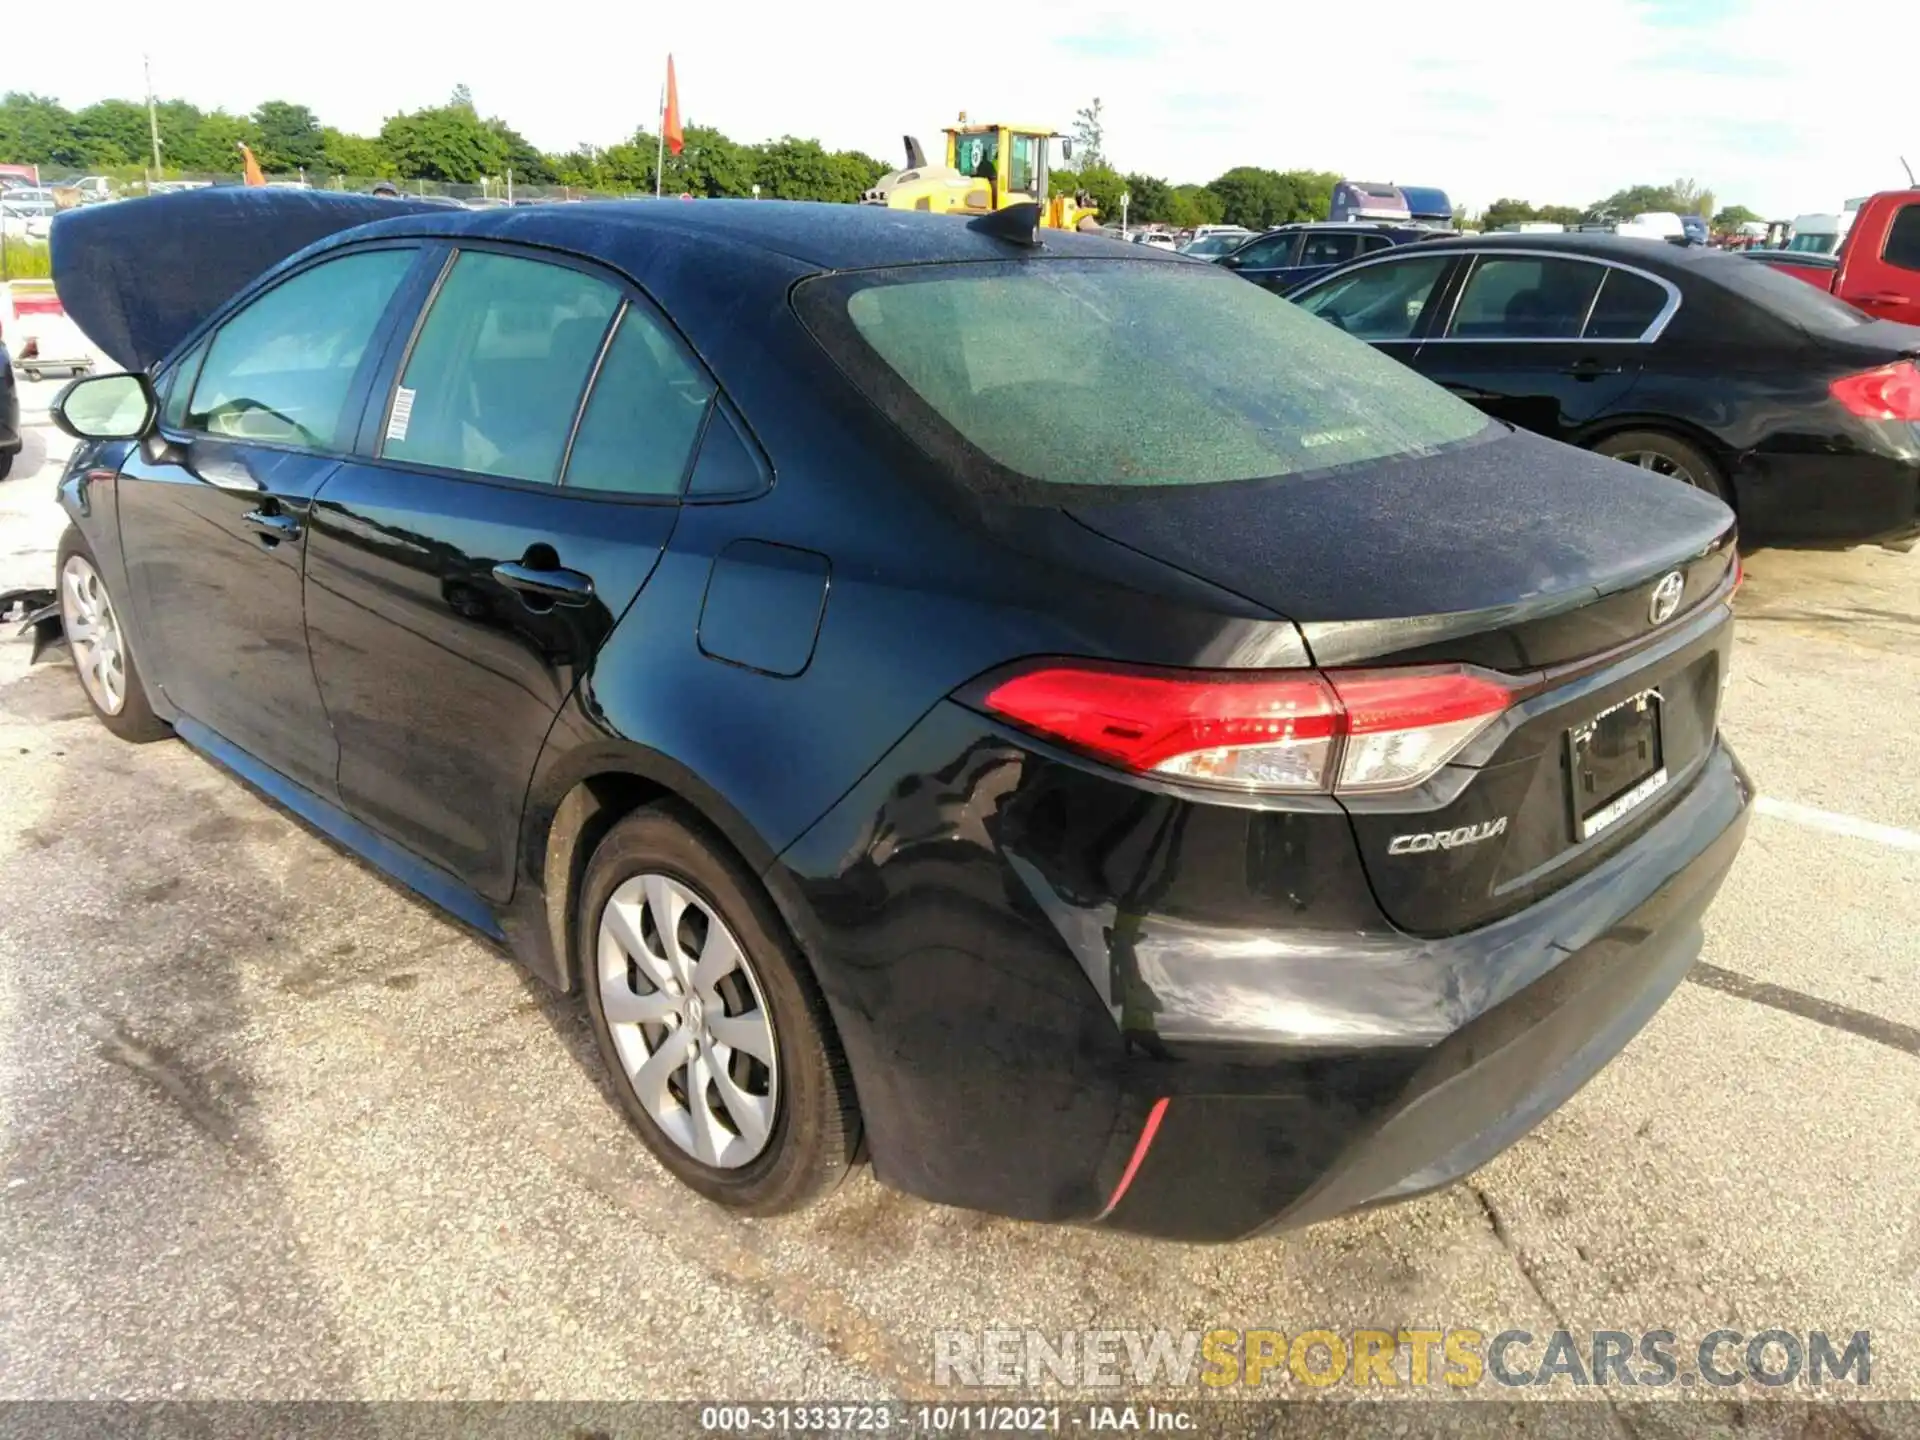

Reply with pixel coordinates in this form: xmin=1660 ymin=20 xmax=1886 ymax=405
xmin=524 ymin=747 xmax=792 ymax=995
xmin=1574 ymin=418 xmax=1738 ymax=507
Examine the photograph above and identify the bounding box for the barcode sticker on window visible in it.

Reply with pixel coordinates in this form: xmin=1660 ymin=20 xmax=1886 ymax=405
xmin=386 ymin=386 xmax=416 ymax=443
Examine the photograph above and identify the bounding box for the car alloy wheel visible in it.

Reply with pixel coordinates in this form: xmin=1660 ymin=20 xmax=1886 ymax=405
xmin=60 ymin=553 xmax=128 ymax=715
xmin=596 ymin=872 xmax=779 ymax=1169
xmin=1614 ymin=448 xmax=1699 ymax=487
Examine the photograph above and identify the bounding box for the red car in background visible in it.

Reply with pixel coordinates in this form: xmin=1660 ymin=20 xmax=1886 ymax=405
xmin=1748 ymin=190 xmax=1920 ymax=326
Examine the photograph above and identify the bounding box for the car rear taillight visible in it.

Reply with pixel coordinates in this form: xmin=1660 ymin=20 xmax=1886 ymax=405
xmin=1829 ymin=361 xmax=1920 ymax=421
xmin=981 ymin=663 xmax=1514 ymax=795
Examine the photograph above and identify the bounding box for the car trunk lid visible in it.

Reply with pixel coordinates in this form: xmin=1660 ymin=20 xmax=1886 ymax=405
xmin=1067 ymin=426 xmax=1739 ymax=935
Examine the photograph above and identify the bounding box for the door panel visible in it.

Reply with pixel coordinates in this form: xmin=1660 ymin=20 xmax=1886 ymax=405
xmin=1410 ymin=255 xmax=1647 ymax=439
xmin=302 ymin=246 xmax=714 ymax=900
xmin=302 ymin=472 xmax=676 ymax=897
xmin=1848 ymin=200 xmax=1920 ymax=326
xmin=117 ymin=437 xmax=342 ymax=794
xmin=112 ymin=244 xmax=422 ymax=796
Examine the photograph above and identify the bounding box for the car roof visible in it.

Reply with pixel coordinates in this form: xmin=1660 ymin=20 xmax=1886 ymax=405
xmin=1407 ymin=231 xmax=1717 ymax=271
xmin=346 ymin=198 xmax=1150 ymax=272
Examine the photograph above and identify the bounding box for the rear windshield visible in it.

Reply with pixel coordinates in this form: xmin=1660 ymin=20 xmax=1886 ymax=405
xmin=794 ymin=259 xmax=1490 ymax=490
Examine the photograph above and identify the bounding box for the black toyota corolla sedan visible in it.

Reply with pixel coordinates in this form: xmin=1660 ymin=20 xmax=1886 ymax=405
xmin=1286 ymin=232 xmax=1920 ymax=549
xmin=29 ymin=190 xmax=1750 ymax=1241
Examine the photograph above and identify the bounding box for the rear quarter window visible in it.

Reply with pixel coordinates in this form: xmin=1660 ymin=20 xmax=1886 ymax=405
xmin=1709 ymin=251 xmax=1872 ymax=332
xmin=796 ymin=259 xmax=1490 ymax=491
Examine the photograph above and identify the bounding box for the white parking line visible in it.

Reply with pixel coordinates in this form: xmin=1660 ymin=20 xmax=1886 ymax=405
xmin=1755 ymin=796 xmax=1920 ymax=853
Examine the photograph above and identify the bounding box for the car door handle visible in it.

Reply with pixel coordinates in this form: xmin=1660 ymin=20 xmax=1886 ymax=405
xmin=491 ymin=561 xmax=595 ymax=607
xmin=1858 ymin=291 xmax=1908 ymax=306
xmin=243 ymin=509 xmax=301 ymax=543
xmin=1563 ymin=358 xmax=1625 ymax=379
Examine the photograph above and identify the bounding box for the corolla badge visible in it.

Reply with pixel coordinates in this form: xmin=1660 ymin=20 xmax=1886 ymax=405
xmin=1387 ymin=816 xmax=1508 ymax=856
xmin=1649 ymin=571 xmax=1685 ymax=625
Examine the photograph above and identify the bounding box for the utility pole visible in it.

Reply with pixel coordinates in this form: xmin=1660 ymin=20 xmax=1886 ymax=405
xmin=144 ymin=54 xmax=162 ymax=175
xmin=654 ymin=80 xmax=666 ymax=198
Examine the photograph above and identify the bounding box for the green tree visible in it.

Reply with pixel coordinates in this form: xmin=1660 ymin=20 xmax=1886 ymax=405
xmin=1070 ymin=98 xmax=1105 ymax=170
xmin=252 ymin=101 xmax=324 ymax=172
xmin=74 ymin=99 xmax=150 ymax=167
xmin=1591 ymin=180 xmax=1715 ymax=220
xmin=320 ymin=127 xmax=392 ymax=179
xmin=1536 ymin=204 xmax=1585 ymax=227
xmin=1206 ymin=166 xmax=1306 ymax=230
xmin=1121 ymin=171 xmax=1173 ymax=224
xmin=1285 ymin=169 xmax=1341 ymax=222
xmin=485 ymin=118 xmax=553 ymax=184
xmin=1712 ymin=204 xmax=1761 ymax=233
xmin=1166 ymin=183 xmax=1224 ymax=228
xmin=660 ymin=123 xmax=754 ymax=196
xmin=753 ymin=136 xmax=875 ymax=202
xmin=188 ymin=112 xmax=256 ymax=174
xmin=380 ymin=103 xmax=506 ymax=182
xmin=0 ymin=92 xmax=87 ymax=167
xmin=1481 ymin=197 xmax=1538 ymax=230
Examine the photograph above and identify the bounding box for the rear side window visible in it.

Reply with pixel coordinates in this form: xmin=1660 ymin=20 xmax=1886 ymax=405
xmin=1884 ymin=203 xmax=1920 ymax=272
xmin=1713 ymin=251 xmax=1871 ymax=331
xmin=798 ymin=259 xmax=1489 ymax=489
xmin=1294 ymin=254 xmax=1452 ymax=340
xmin=1583 ymin=267 xmax=1671 ymax=339
xmin=385 ymin=251 xmax=618 ymax=484
xmin=1447 ymin=256 xmax=1604 ymax=339
xmin=1299 ymin=232 xmax=1364 ymax=268
xmin=563 ymin=304 xmax=716 ymax=496
xmin=187 ymin=248 xmax=414 ymax=450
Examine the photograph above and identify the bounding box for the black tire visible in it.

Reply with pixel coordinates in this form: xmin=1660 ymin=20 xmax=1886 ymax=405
xmin=55 ymin=526 xmax=171 ymax=744
xmin=1593 ymin=429 xmax=1731 ymax=504
xmin=0 ymin=451 xmax=13 ymax=481
xmin=579 ymin=802 xmax=860 ymax=1215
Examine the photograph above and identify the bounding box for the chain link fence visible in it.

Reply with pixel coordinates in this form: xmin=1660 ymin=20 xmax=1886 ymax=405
xmin=27 ymin=169 xmax=653 ymax=205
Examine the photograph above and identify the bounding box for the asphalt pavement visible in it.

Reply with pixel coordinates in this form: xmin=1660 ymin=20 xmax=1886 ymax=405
xmin=1 ymin=379 xmax=1916 ymax=1425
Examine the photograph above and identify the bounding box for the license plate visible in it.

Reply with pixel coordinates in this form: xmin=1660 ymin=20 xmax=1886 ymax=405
xmin=1569 ymin=689 xmax=1667 ymax=841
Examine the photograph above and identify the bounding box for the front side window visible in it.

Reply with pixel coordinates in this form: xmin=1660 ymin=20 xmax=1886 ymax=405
xmin=384 ymin=251 xmax=619 ymax=484
xmin=1294 ymin=254 xmax=1453 ymax=341
xmin=1883 ymin=203 xmax=1920 ymax=272
xmin=563 ymin=304 xmax=716 ymax=496
xmin=1446 ymin=256 xmax=1605 ymax=339
xmin=798 ymin=259 xmax=1489 ymax=489
xmin=1233 ymin=234 xmax=1298 ymax=269
xmin=187 ymin=248 xmax=414 ymax=450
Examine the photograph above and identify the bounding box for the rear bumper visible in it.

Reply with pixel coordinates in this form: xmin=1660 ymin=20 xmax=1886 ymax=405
xmin=774 ymin=699 xmax=1753 ymax=1242
xmin=1107 ymin=746 xmax=1748 ymax=1239
xmin=1732 ymin=439 xmax=1920 ymax=547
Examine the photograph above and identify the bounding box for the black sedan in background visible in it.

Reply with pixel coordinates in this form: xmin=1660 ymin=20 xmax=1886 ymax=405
xmin=36 ymin=191 xmax=1749 ymax=1241
xmin=1289 ymin=233 xmax=1920 ymax=547
xmin=1216 ymin=221 xmax=1443 ymax=293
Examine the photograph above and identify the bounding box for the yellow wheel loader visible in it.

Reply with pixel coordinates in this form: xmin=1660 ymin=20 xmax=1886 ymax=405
xmin=862 ymin=116 xmax=1103 ymax=232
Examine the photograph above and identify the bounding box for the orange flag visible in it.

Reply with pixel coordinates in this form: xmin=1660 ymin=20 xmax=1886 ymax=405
xmin=663 ymin=56 xmax=685 ymax=156
xmin=238 ymin=142 xmax=266 ymax=187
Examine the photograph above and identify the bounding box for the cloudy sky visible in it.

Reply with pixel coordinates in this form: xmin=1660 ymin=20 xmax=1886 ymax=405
xmin=4 ymin=0 xmax=1914 ymax=215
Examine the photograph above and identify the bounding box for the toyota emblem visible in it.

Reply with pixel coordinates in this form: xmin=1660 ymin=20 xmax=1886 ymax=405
xmin=1649 ymin=571 xmax=1685 ymax=625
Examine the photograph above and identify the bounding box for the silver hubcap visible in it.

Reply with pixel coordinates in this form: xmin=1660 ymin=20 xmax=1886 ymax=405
xmin=1616 ymin=449 xmax=1698 ymax=487
xmin=597 ymin=874 xmax=778 ymax=1169
xmin=60 ymin=555 xmax=127 ymax=715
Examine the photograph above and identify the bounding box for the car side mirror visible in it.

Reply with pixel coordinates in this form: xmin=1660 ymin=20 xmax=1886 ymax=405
xmin=51 ymin=372 xmax=156 ymax=442
xmin=1219 ymin=253 xmax=1242 ymax=269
